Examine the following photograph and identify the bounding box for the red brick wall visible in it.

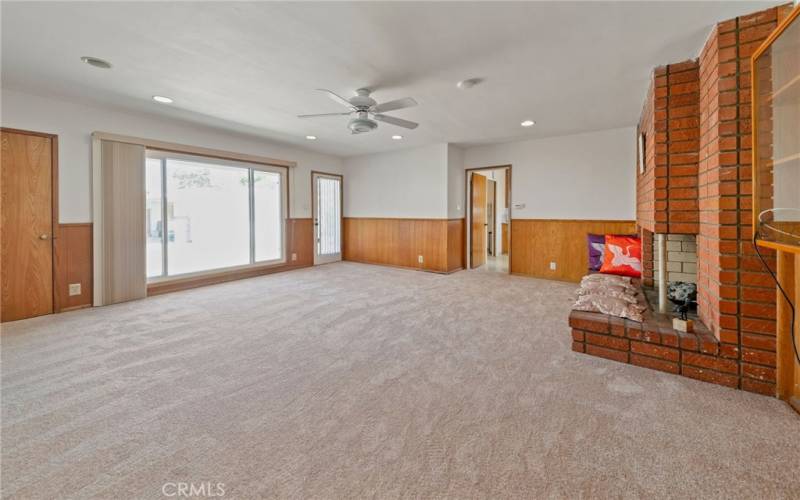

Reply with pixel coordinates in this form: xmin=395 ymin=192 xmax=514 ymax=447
xmin=637 ymin=61 xmax=700 ymax=236
xmin=665 ymin=61 xmax=700 ymax=235
xmin=695 ymin=5 xmax=791 ymax=395
xmin=636 ymin=78 xmax=657 ymax=233
xmin=631 ymin=4 xmax=793 ymax=395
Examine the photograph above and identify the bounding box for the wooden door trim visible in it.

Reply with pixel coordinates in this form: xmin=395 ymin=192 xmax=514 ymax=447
xmin=310 ymin=171 xmax=344 ymax=265
xmin=464 ymin=165 xmax=512 ymax=272
xmin=1 ymin=127 xmax=60 ymax=315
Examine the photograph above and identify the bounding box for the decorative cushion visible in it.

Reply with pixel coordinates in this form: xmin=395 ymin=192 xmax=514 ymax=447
xmin=600 ymin=235 xmax=642 ymax=278
xmin=573 ymin=294 xmax=645 ymax=322
xmin=576 ymin=282 xmax=639 ymax=303
xmin=587 ymin=233 xmax=605 ymax=271
xmin=581 ymin=273 xmax=633 ymax=285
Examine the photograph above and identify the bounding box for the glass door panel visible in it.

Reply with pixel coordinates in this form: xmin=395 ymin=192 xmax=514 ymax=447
xmin=313 ymin=173 xmax=342 ymax=265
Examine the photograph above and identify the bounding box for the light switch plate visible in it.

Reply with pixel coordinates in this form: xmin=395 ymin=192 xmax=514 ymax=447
xmin=291 ymin=253 xmax=297 ymax=261
xmin=68 ymin=283 xmax=81 ymax=296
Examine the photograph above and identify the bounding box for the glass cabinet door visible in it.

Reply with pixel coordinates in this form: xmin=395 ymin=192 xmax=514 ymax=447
xmin=753 ymin=10 xmax=800 ymax=250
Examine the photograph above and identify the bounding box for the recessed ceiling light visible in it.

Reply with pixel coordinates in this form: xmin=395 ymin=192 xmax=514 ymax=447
xmin=392 ymin=135 xmax=403 ymax=140
xmin=80 ymin=56 xmax=112 ymax=69
xmin=305 ymin=135 xmax=317 ymax=140
xmin=521 ymin=120 xmax=536 ymax=127
xmin=152 ymin=95 xmax=174 ymax=104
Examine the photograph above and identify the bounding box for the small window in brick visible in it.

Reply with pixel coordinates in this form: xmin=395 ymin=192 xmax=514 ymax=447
xmin=638 ymin=130 xmax=646 ymax=174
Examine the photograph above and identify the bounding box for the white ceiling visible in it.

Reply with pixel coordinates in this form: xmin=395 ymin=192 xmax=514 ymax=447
xmin=1 ymin=1 xmax=779 ymax=157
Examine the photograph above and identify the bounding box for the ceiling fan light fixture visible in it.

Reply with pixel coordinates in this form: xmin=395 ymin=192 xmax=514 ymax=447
xmin=521 ymin=119 xmax=536 ymax=127
xmin=457 ymin=78 xmax=483 ymax=90
xmin=80 ymin=56 xmax=112 ymax=69
xmin=152 ymin=95 xmax=174 ymax=104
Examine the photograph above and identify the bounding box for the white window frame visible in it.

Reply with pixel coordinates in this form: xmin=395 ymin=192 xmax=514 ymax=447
xmin=145 ymin=149 xmax=288 ymax=283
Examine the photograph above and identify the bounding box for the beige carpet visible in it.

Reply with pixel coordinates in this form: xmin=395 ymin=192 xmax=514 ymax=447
xmin=2 ymin=262 xmax=799 ymax=499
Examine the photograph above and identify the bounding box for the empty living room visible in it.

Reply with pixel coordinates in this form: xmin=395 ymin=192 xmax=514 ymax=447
xmin=2 ymin=1 xmax=800 ymax=498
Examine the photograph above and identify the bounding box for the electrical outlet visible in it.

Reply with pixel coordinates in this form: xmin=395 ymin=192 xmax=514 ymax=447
xmin=291 ymin=253 xmax=297 ymax=261
xmin=418 ymin=255 xmax=424 ymax=264
xmin=68 ymin=283 xmax=81 ymax=296
xmin=549 ymin=262 xmax=557 ymax=271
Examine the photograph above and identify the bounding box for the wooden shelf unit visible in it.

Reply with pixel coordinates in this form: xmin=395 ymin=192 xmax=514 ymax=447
xmin=752 ymin=4 xmax=800 ymax=410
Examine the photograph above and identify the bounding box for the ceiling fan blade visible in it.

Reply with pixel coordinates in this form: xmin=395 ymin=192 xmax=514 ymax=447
xmin=372 ymin=114 xmax=419 ymax=130
xmin=373 ymin=97 xmax=418 ymax=113
xmin=316 ymin=89 xmax=354 ymax=109
xmin=297 ymin=112 xmax=352 ymax=118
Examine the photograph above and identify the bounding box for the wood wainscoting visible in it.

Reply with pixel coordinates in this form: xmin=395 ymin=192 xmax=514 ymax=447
xmin=54 ymin=223 xmax=93 ymax=311
xmin=343 ymin=218 xmax=464 ymax=273
xmin=511 ymin=219 xmax=637 ymax=283
xmin=147 ymin=218 xmax=314 ymax=296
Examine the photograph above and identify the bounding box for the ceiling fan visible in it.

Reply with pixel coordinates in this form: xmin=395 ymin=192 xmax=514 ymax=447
xmin=298 ymin=88 xmax=418 ymax=134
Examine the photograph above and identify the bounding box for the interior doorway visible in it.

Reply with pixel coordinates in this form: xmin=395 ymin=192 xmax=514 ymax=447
xmin=312 ymin=171 xmax=343 ymax=265
xmin=1 ymin=128 xmax=58 ymax=322
xmin=466 ymin=165 xmax=511 ymax=273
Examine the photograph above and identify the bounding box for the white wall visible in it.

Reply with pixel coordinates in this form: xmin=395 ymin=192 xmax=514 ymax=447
xmin=447 ymin=144 xmax=465 ymax=219
xmin=343 ymin=143 xmax=449 ymax=218
xmin=0 ymin=88 xmax=343 ymax=222
xmin=463 ymin=127 xmax=636 ymax=220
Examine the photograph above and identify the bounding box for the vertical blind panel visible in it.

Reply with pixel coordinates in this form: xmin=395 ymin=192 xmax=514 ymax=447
xmin=101 ymin=140 xmax=147 ymax=305
xmin=318 ymin=177 xmax=341 ymax=255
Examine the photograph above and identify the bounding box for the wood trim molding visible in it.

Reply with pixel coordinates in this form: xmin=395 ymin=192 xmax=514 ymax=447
xmin=91 ymin=132 xmax=297 ymax=168
xmin=464 ymin=165 xmax=512 ymax=272
xmin=147 ymin=262 xmax=296 ymax=296
xmin=311 ymin=171 xmax=344 ymax=265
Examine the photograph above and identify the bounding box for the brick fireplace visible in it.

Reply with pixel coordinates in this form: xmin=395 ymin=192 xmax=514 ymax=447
xmin=576 ymin=3 xmax=795 ymax=396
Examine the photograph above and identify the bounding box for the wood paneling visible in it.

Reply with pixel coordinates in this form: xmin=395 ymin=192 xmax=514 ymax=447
xmin=148 ymin=218 xmax=314 ymax=296
xmin=1 ymin=130 xmax=55 ymax=322
xmin=343 ymin=218 xmax=464 ymax=273
xmin=287 ymin=218 xmax=314 ymax=268
xmin=511 ymin=219 xmax=637 ymax=283
xmin=471 ymin=173 xmax=486 ymax=268
xmin=501 ymin=222 xmax=509 ymax=255
xmin=776 ymin=250 xmax=800 ymax=413
xmin=447 ymin=219 xmax=465 ymax=272
xmin=54 ymin=223 xmax=93 ymax=312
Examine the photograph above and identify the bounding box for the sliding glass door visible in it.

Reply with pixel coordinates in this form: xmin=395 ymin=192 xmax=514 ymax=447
xmin=312 ymin=172 xmax=342 ymax=265
xmin=146 ymin=151 xmax=287 ymax=280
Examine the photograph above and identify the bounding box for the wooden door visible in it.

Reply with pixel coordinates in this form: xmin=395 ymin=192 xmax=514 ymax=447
xmin=471 ymin=172 xmax=486 ymax=268
xmin=1 ymin=130 xmax=55 ymax=322
xmin=486 ymin=179 xmax=496 ymax=256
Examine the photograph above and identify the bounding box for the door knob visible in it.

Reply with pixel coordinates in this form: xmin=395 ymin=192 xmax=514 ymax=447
xmin=39 ymin=234 xmax=49 ymax=240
